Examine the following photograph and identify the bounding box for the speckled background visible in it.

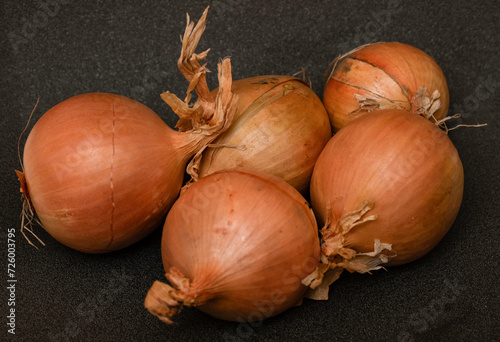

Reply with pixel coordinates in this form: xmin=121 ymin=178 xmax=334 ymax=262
xmin=1 ymin=1 xmax=499 ymax=341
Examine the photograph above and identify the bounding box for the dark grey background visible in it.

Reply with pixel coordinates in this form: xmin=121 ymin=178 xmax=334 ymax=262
xmin=1 ymin=1 xmax=499 ymax=341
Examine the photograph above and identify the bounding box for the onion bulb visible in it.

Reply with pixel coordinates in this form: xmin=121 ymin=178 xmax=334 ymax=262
xmin=323 ymin=42 xmax=449 ymax=131
xmin=303 ymin=109 xmax=463 ymax=300
xmin=17 ymin=9 xmax=237 ymax=253
xmin=195 ymin=76 xmax=332 ymax=194
xmin=144 ymin=169 xmax=320 ymax=323
xmin=172 ymin=27 xmax=331 ymax=194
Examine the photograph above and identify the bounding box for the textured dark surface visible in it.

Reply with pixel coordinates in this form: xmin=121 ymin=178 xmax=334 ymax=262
xmin=1 ymin=1 xmax=499 ymax=341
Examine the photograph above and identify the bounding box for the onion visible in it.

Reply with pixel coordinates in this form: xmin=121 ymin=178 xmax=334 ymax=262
xmin=195 ymin=76 xmax=332 ymax=194
xmin=303 ymin=109 xmax=463 ymax=300
xmin=17 ymin=9 xmax=237 ymax=253
xmin=144 ymin=169 xmax=320 ymax=323
xmin=171 ymin=26 xmax=331 ymax=194
xmin=323 ymin=42 xmax=449 ymax=131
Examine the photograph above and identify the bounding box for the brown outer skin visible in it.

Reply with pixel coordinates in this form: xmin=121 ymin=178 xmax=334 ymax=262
xmin=198 ymin=75 xmax=332 ymax=194
xmin=23 ymin=93 xmax=194 ymax=253
xmin=323 ymin=42 xmax=450 ymax=131
xmin=161 ymin=169 xmax=320 ymax=321
xmin=310 ymin=109 xmax=463 ymax=266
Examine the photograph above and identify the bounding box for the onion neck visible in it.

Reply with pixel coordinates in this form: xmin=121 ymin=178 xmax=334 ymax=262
xmin=302 ymin=200 xmax=393 ymax=300
xmin=167 ymin=57 xmax=237 ymax=186
xmin=160 ymin=8 xmax=237 ymax=186
xmin=144 ymin=267 xmax=213 ymax=324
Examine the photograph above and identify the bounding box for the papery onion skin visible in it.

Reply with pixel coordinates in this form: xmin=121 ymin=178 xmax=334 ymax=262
xmin=311 ymin=109 xmax=463 ymax=266
xmin=197 ymin=76 xmax=332 ymax=194
xmin=146 ymin=169 xmax=320 ymax=322
xmin=323 ymin=42 xmax=449 ymax=131
xmin=22 ymin=93 xmax=206 ymax=253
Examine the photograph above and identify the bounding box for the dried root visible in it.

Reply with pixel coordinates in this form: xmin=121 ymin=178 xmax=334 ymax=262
xmin=16 ymin=98 xmax=45 ymax=249
xmin=144 ymin=268 xmax=200 ymax=325
xmin=435 ymin=113 xmax=487 ymax=134
xmin=292 ymin=67 xmax=312 ymax=89
xmin=15 ymin=170 xmax=45 ymax=249
xmin=302 ymin=200 xmax=393 ymax=300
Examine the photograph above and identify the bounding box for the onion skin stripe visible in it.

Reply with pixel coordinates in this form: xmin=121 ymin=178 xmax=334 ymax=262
xmin=105 ymin=100 xmax=117 ymax=250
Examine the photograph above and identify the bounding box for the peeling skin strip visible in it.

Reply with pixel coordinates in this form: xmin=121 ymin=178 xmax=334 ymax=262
xmin=349 ymin=56 xmax=411 ymax=100
xmin=326 ymin=43 xmax=411 ymax=106
xmin=218 ymin=80 xmax=299 ymax=143
xmin=205 ymin=79 xmax=299 ymax=165
xmin=327 ymin=43 xmax=442 ymax=118
xmin=302 ymin=200 xmax=394 ymax=300
xmin=324 ymin=42 xmax=373 ymax=82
